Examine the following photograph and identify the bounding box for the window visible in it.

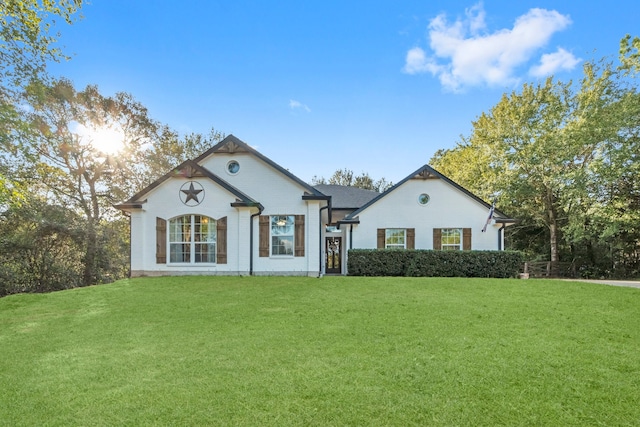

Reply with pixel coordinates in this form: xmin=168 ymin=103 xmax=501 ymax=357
xmin=270 ymin=215 xmax=294 ymax=256
xmin=259 ymin=215 xmax=304 ymax=258
xmin=385 ymin=228 xmax=406 ymax=249
xmin=169 ymin=215 xmax=216 ymax=263
xmin=441 ymin=228 xmax=462 ymax=250
xmin=417 ymin=193 xmax=430 ymax=206
xmin=377 ymin=228 xmax=415 ymax=250
xmin=227 ymin=160 xmax=240 ymax=175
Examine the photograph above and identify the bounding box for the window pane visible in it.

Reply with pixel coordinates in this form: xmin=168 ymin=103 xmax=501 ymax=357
xmin=170 ymin=243 xmax=190 ymax=262
xmin=170 ymin=215 xmax=191 ymax=243
xmin=271 ymin=215 xmax=294 ymax=235
xmin=385 ymin=228 xmax=406 ymax=248
xmin=441 ymin=228 xmax=462 ymax=250
xmin=272 ymin=236 xmax=293 ymax=255
xmin=194 ymin=215 xmax=216 ymax=243
xmin=195 ymin=243 xmax=216 ymax=263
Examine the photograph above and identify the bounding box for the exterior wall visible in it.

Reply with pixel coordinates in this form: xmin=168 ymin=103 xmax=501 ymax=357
xmin=203 ymin=151 xmax=322 ymax=276
xmin=351 ymin=178 xmax=501 ymax=251
xmin=130 ymin=211 xmax=145 ymax=272
xmin=200 ymin=152 xmax=302 ymax=199
xmin=251 ymin=200 xmax=321 ymax=277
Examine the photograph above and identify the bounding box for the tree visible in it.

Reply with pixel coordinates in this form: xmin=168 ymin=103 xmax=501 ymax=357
xmin=1 ymin=1 xmax=83 ymax=205
xmin=431 ymin=42 xmax=640 ymax=277
xmin=1 ymin=0 xmax=82 ymax=87
xmin=312 ymin=168 xmax=393 ymax=192
xmin=140 ymin=126 xmax=224 ymax=186
xmin=13 ymin=78 xmax=158 ymax=285
xmin=0 ymin=198 xmax=84 ymax=296
xmin=5 ymin=78 xmax=225 ymax=289
xmin=620 ymin=34 xmax=640 ymax=75
xmin=434 ymin=77 xmax=574 ymax=263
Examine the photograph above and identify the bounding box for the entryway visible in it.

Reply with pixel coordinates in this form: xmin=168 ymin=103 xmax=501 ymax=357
xmin=325 ymin=237 xmax=342 ymax=274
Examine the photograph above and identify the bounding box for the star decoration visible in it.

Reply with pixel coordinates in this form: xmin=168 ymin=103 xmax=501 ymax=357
xmin=180 ymin=182 xmax=203 ymax=205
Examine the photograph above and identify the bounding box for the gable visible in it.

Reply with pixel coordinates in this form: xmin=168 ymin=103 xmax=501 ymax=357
xmin=351 ymin=178 xmax=493 ymax=228
xmin=114 ymin=160 xmax=261 ymax=212
xmin=195 ymin=135 xmax=325 ymax=201
xmin=344 ymin=165 xmax=511 ymax=222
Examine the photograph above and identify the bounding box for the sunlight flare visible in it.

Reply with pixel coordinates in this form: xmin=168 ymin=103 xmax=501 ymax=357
xmin=76 ymin=123 xmax=126 ymax=155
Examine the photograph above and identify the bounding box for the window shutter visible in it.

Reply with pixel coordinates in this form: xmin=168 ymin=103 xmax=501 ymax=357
xmin=463 ymin=228 xmax=471 ymax=250
xmin=433 ymin=228 xmax=442 ymax=250
xmin=216 ymin=216 xmax=227 ymax=264
xmin=294 ymin=215 xmax=305 ymax=257
xmin=259 ymin=215 xmax=269 ymax=257
xmin=407 ymin=228 xmax=415 ymax=249
xmin=377 ymin=229 xmax=385 ymax=249
xmin=156 ymin=217 xmax=166 ymax=263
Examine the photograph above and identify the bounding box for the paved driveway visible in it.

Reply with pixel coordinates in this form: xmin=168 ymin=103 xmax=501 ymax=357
xmin=563 ymin=279 xmax=640 ymax=289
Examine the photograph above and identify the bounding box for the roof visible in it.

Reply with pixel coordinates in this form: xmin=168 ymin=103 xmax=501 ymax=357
xmin=313 ymin=184 xmax=380 ymax=209
xmin=344 ymin=164 xmax=514 ymax=221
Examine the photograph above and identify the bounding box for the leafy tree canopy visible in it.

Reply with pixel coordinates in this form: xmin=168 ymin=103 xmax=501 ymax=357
xmin=312 ymin=168 xmax=393 ymax=192
xmin=431 ymin=37 xmax=640 ymax=277
xmin=0 ymin=0 xmax=82 ymax=88
xmin=1 ymin=1 xmax=83 ymax=205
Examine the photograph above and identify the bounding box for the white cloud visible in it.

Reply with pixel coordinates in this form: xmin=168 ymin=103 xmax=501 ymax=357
xmin=289 ymin=99 xmax=311 ymax=113
xmin=403 ymin=47 xmax=442 ymax=74
xmin=529 ymin=47 xmax=581 ymax=77
xmin=404 ymin=3 xmax=575 ymax=91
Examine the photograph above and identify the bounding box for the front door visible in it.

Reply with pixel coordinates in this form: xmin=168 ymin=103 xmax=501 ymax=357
xmin=325 ymin=237 xmax=342 ymax=274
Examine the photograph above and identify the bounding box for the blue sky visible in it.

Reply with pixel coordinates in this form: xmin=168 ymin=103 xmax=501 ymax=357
xmin=49 ymin=1 xmax=637 ymax=184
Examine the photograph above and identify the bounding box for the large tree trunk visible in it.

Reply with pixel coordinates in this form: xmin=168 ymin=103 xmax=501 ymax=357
xmin=83 ymin=220 xmax=98 ymax=286
xmin=82 ymin=178 xmax=101 ymax=286
xmin=546 ymin=188 xmax=560 ymax=275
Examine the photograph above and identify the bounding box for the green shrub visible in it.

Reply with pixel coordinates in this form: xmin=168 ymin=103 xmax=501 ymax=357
xmin=348 ymin=249 xmax=524 ymax=278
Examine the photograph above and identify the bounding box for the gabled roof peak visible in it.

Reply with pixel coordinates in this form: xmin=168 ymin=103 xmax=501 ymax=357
xmin=195 ymin=135 xmax=325 ymax=197
xmin=178 ymin=160 xmax=206 ymax=178
xmin=114 ymin=159 xmax=260 ymax=210
xmin=412 ymin=168 xmax=439 ymax=180
xmin=209 ymin=134 xmax=250 ymax=154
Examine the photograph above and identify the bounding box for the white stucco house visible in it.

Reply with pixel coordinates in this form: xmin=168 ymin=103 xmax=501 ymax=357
xmin=116 ymin=135 xmax=515 ymax=277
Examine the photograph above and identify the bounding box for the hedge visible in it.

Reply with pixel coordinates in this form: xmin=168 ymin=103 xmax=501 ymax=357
xmin=347 ymin=249 xmax=524 ymax=278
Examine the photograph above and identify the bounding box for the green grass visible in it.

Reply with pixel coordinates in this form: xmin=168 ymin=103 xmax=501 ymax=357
xmin=1 ymin=277 xmax=639 ymax=426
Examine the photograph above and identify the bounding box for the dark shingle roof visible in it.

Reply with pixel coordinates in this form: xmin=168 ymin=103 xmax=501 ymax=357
xmin=313 ymin=184 xmax=380 ymax=209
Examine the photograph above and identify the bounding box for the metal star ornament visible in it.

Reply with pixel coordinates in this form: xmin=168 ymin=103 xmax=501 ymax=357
xmin=179 ymin=181 xmax=204 ymax=206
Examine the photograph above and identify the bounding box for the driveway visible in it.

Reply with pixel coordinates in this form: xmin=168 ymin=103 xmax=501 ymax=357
xmin=563 ymin=279 xmax=640 ymax=289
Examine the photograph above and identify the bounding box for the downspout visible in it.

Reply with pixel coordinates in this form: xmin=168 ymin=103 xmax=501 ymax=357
xmin=349 ymin=224 xmax=353 ymax=249
xmin=318 ymin=204 xmax=330 ymax=277
xmin=498 ymin=224 xmax=506 ymax=250
xmin=250 ymin=206 xmax=264 ymax=276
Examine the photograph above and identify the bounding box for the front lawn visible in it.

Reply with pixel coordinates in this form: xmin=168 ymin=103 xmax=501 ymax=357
xmin=1 ymin=277 xmax=639 ymax=426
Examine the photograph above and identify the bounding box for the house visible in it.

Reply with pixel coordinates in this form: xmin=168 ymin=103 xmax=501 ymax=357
xmin=115 ymin=135 xmax=515 ymax=277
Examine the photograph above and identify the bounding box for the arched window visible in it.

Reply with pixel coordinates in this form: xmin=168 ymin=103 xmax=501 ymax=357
xmin=169 ymin=215 xmax=216 ymax=263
